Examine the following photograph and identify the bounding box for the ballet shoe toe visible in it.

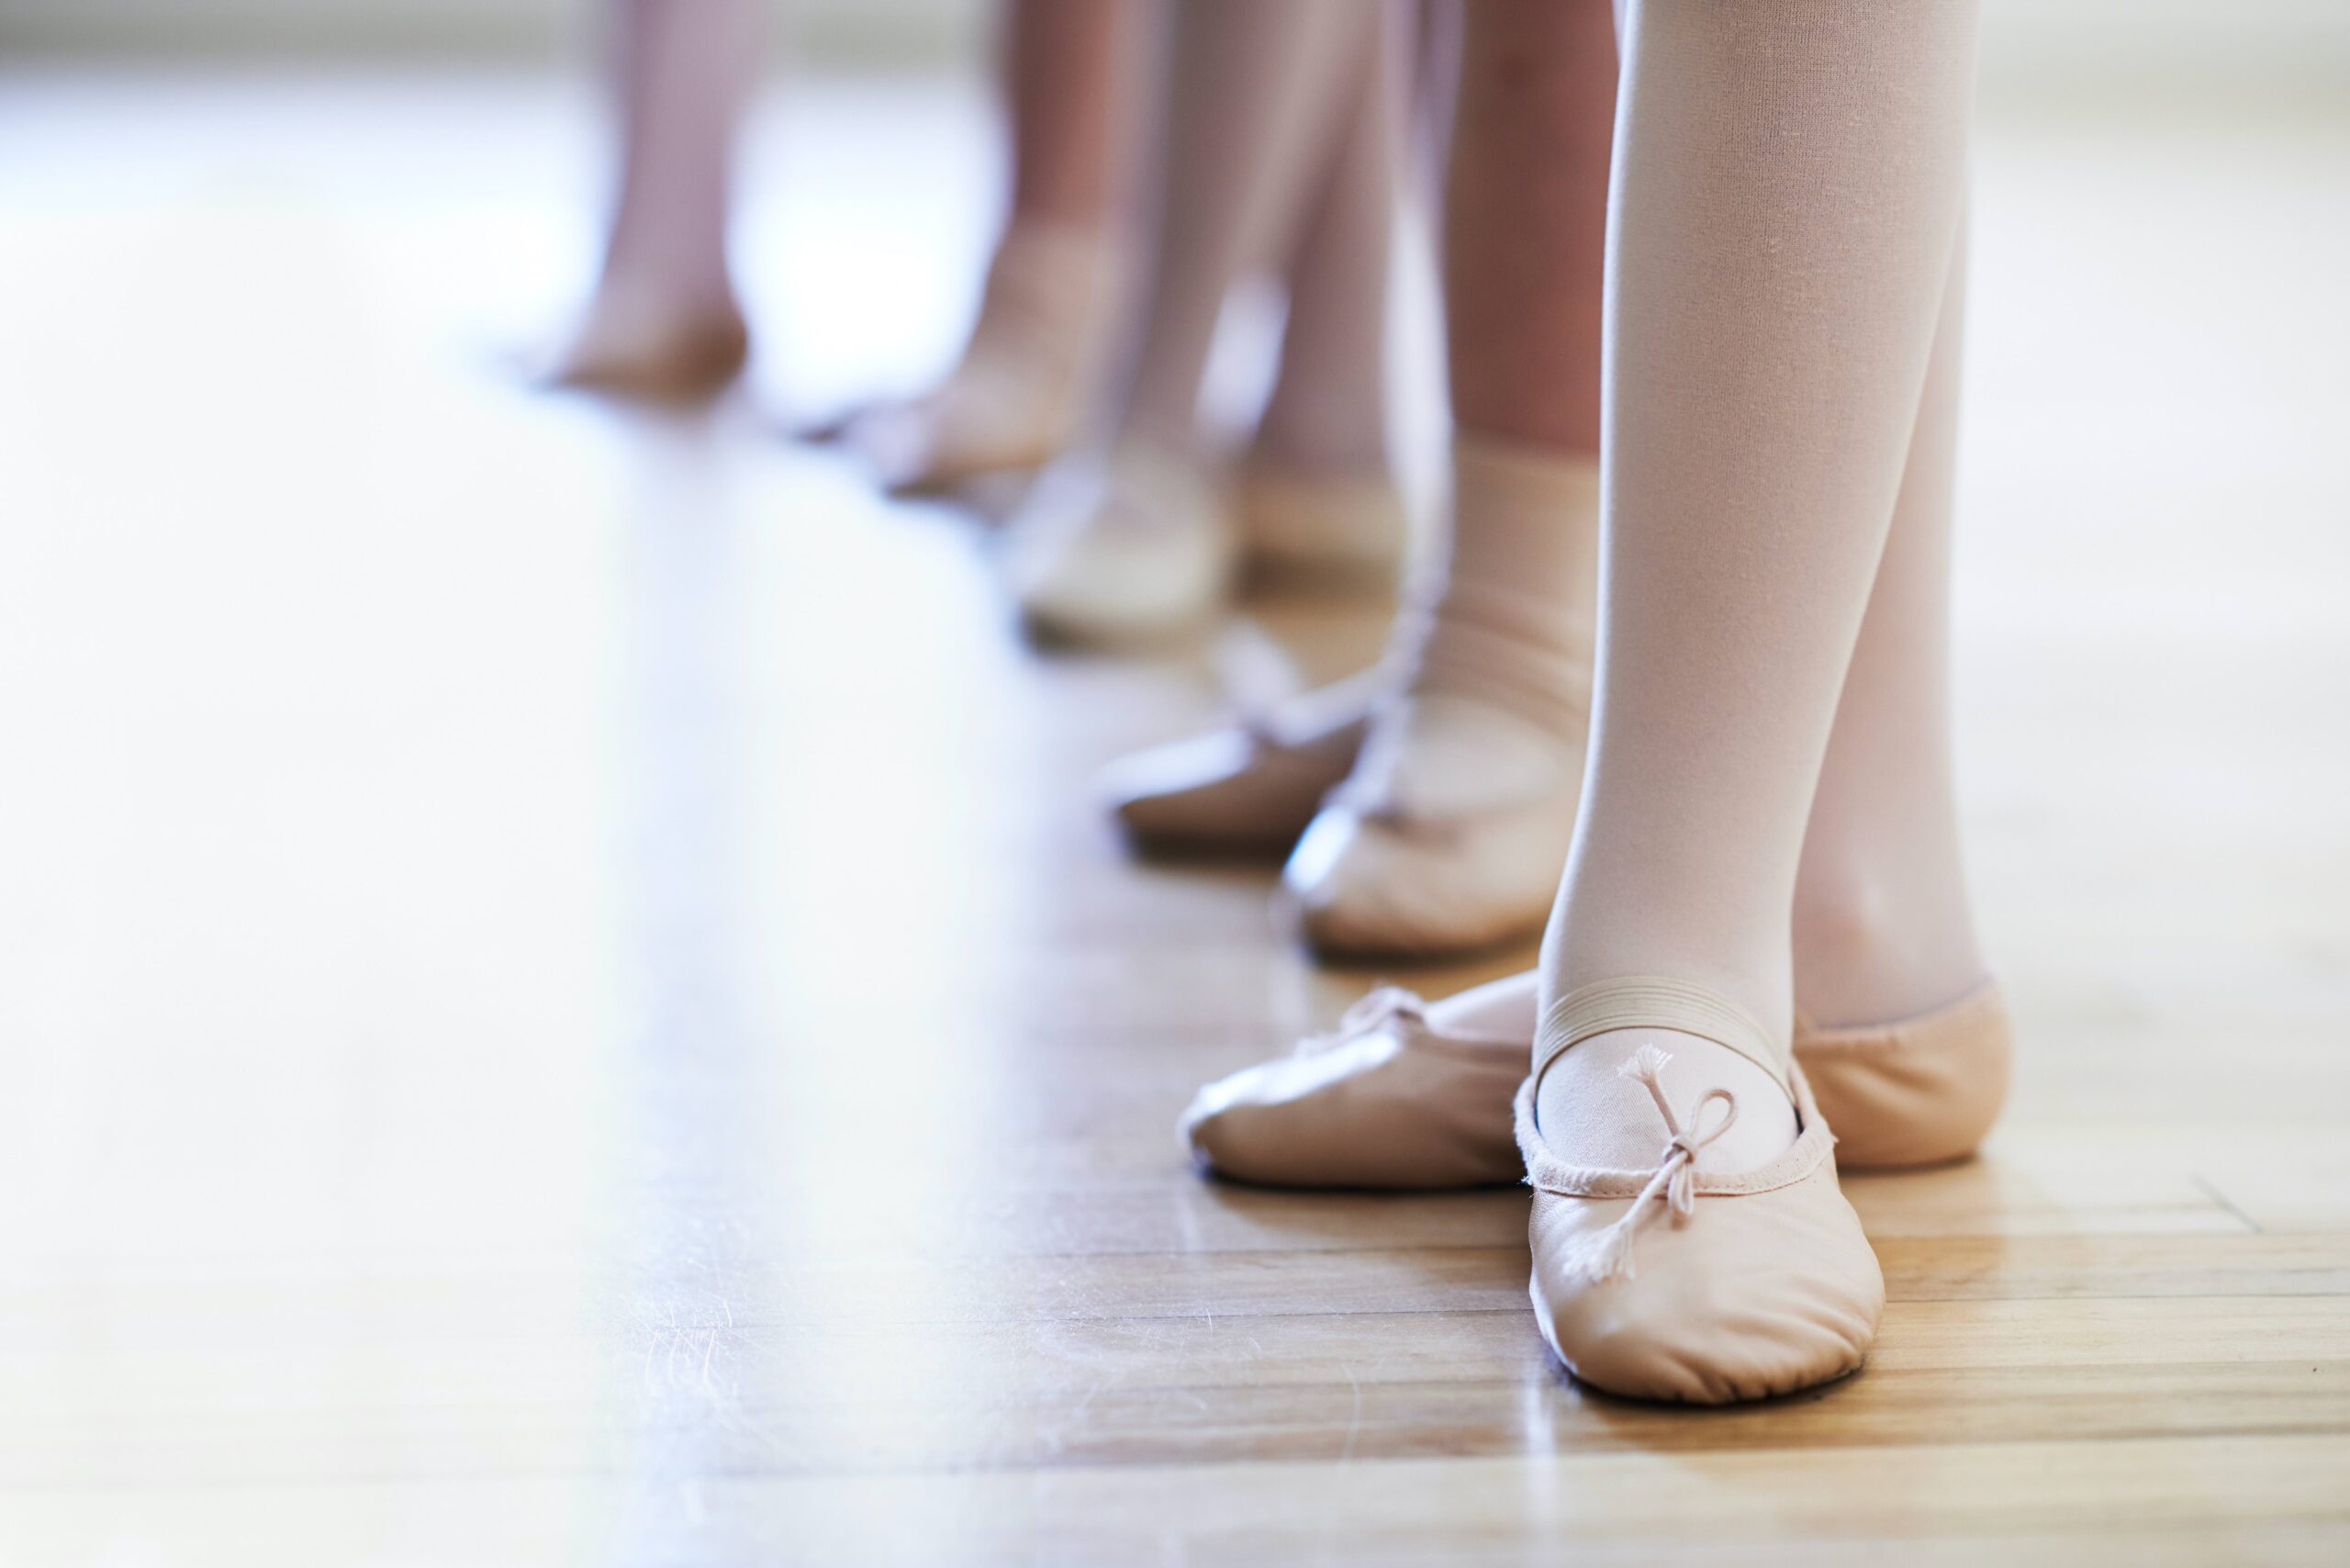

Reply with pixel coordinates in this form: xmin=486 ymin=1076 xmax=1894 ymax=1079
xmin=1182 ymin=990 xmax=1526 ymax=1188
xmin=1526 ymin=1172 xmax=1881 ymax=1404
xmin=1282 ymin=800 xmax=1571 ymax=959
xmin=1005 ymin=447 xmax=1233 ymax=646
xmin=1103 ymin=727 xmax=1358 ymax=856
xmin=1181 ymin=1044 xmax=1401 ymax=1187
xmin=1517 ymin=982 xmax=1885 ymax=1406
xmin=1281 ymin=694 xmax=1583 ymax=959
xmin=1013 ymin=527 xmax=1229 ymax=644
xmin=1284 ymin=811 xmax=1450 ymax=957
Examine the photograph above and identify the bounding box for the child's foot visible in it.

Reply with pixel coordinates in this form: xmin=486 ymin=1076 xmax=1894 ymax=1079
xmin=1102 ymin=671 xmax=1380 ymax=857
xmin=1182 ymin=973 xmax=1539 ymax=1187
xmin=1284 ymin=691 xmax=1583 ymax=959
xmin=1003 ymin=442 xmax=1235 ymax=647
xmin=847 ymin=223 xmax=1124 ymax=495
xmin=1177 ymin=969 xmax=2011 ymax=1187
xmin=538 ymin=283 xmax=748 ymax=402
xmin=1518 ymin=977 xmax=1882 ymax=1404
xmin=1281 ymin=437 xmax=1597 ymax=961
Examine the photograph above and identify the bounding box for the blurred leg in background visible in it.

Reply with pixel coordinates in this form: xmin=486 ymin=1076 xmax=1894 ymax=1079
xmin=1178 ymin=230 xmax=2009 ymax=1194
xmin=851 ymin=0 xmax=1147 ymax=494
xmin=1280 ymin=0 xmax=1614 ymax=960
xmin=1004 ymin=0 xmax=1406 ymax=647
xmin=1103 ymin=0 xmax=1617 ymax=967
xmin=1236 ymin=16 xmax=1413 ymax=589
xmin=543 ymin=0 xmax=760 ymax=399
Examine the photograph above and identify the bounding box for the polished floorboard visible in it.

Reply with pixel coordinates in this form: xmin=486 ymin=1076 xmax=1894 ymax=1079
xmin=0 ymin=71 xmax=2346 ymax=1566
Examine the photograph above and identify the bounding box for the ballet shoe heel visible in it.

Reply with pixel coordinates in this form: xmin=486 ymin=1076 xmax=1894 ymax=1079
xmin=1793 ymin=981 xmax=2011 ymax=1169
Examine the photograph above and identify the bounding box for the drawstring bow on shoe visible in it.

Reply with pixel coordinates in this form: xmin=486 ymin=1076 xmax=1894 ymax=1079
xmin=1294 ymin=986 xmax=1427 ymax=1057
xmin=1552 ymin=1044 xmax=1740 ymax=1284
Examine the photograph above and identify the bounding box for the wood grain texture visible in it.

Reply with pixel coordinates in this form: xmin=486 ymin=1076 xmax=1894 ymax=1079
xmin=0 ymin=73 xmax=2344 ymax=1566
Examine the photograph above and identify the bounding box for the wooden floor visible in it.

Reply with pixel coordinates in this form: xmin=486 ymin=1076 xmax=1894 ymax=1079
xmin=2 ymin=71 xmax=2347 ymax=1566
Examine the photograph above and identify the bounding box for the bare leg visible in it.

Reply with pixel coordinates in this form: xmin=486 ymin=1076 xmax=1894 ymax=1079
xmin=547 ymin=0 xmax=757 ymax=398
xmin=1534 ymin=0 xmax=1978 ymax=1173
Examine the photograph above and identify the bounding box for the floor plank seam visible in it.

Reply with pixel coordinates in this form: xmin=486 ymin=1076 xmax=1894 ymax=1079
xmin=2190 ymin=1173 xmax=2268 ymax=1235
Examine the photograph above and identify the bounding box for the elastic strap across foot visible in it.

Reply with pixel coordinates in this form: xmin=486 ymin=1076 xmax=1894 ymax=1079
xmin=1534 ymin=976 xmax=1790 ymax=1096
xmin=1516 ymin=976 xmax=1830 ymax=1203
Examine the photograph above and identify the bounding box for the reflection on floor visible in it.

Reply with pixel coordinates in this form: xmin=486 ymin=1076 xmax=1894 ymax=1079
xmin=0 ymin=71 xmax=2346 ymax=1566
